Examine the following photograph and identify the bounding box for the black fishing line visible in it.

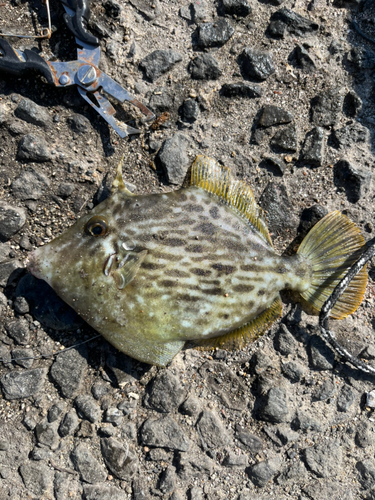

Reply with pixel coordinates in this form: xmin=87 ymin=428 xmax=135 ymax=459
xmin=319 ymin=237 xmax=375 ymax=375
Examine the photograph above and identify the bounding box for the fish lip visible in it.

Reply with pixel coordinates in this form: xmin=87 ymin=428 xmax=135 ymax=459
xmin=26 ymin=250 xmax=44 ymax=280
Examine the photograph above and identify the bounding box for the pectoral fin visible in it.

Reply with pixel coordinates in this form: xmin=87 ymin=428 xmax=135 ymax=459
xmin=113 ymin=249 xmax=148 ymax=290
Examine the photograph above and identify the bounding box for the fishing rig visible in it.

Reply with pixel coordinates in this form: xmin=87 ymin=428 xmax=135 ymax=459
xmin=0 ymin=0 xmax=155 ymax=137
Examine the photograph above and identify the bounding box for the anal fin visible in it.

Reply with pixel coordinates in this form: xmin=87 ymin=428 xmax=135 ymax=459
xmin=193 ymin=295 xmax=282 ymax=351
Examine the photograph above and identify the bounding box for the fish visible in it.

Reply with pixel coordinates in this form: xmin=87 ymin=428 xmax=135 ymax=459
xmin=26 ymin=156 xmax=368 ymax=366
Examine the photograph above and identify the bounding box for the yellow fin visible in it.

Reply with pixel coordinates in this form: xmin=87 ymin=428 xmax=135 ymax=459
xmin=111 ymin=155 xmax=134 ymax=195
xmin=193 ymin=295 xmax=282 ymax=351
xmin=191 ymin=155 xmax=273 ymax=248
xmin=297 ymin=211 xmax=367 ymax=319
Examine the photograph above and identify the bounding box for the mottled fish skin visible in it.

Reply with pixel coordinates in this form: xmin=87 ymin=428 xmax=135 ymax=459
xmin=28 ymin=184 xmax=311 ymax=365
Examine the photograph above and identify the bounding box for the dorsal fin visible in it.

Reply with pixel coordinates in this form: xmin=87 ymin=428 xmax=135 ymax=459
xmin=191 ymin=156 xmax=273 ymax=247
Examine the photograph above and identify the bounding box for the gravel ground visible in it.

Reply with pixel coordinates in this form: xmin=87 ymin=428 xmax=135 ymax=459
xmin=1 ymin=0 xmax=375 ymax=499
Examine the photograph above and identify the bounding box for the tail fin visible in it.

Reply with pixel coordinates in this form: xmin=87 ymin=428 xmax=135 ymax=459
xmin=297 ymin=211 xmax=367 ymax=319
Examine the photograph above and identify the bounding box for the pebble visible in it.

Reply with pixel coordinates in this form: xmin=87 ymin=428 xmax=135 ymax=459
xmin=308 ymin=334 xmax=335 ymax=370
xmin=35 ymin=420 xmax=60 ymax=449
xmin=180 ymin=99 xmax=199 ymax=122
xmin=12 ymin=167 xmax=50 ymax=199
xmin=59 ymin=409 xmax=79 ymax=437
xmin=129 ymin=0 xmax=161 ymax=20
xmin=0 ymin=367 xmax=48 ymax=400
xmin=71 ymin=443 xmax=108 ymax=484
xmin=222 ymin=0 xmax=252 ymax=16
xmin=258 ymin=105 xmax=293 ymax=128
xmin=366 ymin=390 xmax=375 ymax=408
xmin=5 ymin=318 xmax=30 ymax=345
xmin=103 ymin=408 xmax=124 ymax=426
xmin=313 ymin=378 xmax=337 ymax=401
xmin=294 ymin=410 xmax=322 ymax=432
xmin=258 ymin=180 xmax=299 ymax=235
xmin=289 ymin=44 xmax=316 ymax=72
xmin=337 ymin=385 xmax=356 ymax=412
xmin=140 ymin=415 xmax=190 ymax=451
xmin=191 ymin=0 xmax=209 ymax=22
xmin=268 ymin=8 xmax=319 ymax=38
xmin=270 ymin=122 xmax=298 ymax=152
xmin=300 ymin=127 xmax=325 ymax=167
xmin=223 ymin=450 xmax=248 ymax=467
xmin=149 ymin=88 xmax=174 ymax=114
xmin=332 ymin=122 xmax=369 ymax=149
xmin=355 ymin=422 xmax=375 ymax=448
xmin=188 ymin=486 xmax=205 ymax=500
xmin=144 ymin=370 xmax=186 ymax=413
xmin=235 ymin=427 xmax=264 ymax=453
xmin=281 ymin=361 xmax=306 ymax=382
xmin=13 ymin=296 xmax=30 ymax=315
xmin=180 ymin=395 xmax=201 ymax=416
xmin=101 ymin=437 xmax=138 ymax=480
xmin=48 ymin=402 xmax=65 ymax=423
xmin=159 ymin=465 xmax=177 ymax=495
xmin=196 ymin=19 xmax=235 ymax=48
xmin=196 ymin=409 xmax=231 ymax=450
xmin=298 ymin=204 xmax=328 ymax=236
xmin=19 ymin=462 xmax=54 ymax=497
xmin=83 ymin=484 xmax=127 ymax=500
xmin=75 ymin=394 xmax=102 ymax=423
xmin=17 ymin=134 xmax=52 ymax=162
xmin=139 ymin=50 xmax=182 ymax=82
xmin=11 ymin=347 xmax=34 ymax=369
xmin=188 ymin=54 xmax=222 ymax=80
xmin=57 ymin=182 xmax=75 ymax=199
xmin=310 ymin=88 xmax=343 ymax=127
xmin=54 ymin=472 xmax=83 ymax=500
xmin=274 ymin=324 xmax=298 ymax=356
xmin=304 ymin=440 xmax=342 ymax=478
xmin=220 ymin=82 xmax=263 ymax=98
xmin=0 ymin=202 xmax=27 ymax=239
xmin=50 ymin=347 xmax=88 ymax=398
xmin=248 ymin=456 xmax=281 ymax=487
xmin=67 ymin=114 xmax=91 ymax=133
xmin=357 ymin=460 xmax=375 ymax=489
xmin=104 ymin=0 xmax=121 ymax=18
xmin=14 ymin=98 xmax=51 ymax=128
xmin=333 ymin=160 xmax=372 ymax=203
xmin=239 ymin=48 xmax=275 ymax=81
xmin=0 ymin=345 xmax=11 ymax=365
xmin=157 ymin=133 xmax=190 ymax=184
xmin=343 ymin=91 xmax=362 ymax=117
xmin=259 ymin=387 xmax=290 ymax=423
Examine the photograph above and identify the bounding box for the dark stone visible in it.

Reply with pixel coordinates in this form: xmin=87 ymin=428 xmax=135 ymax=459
xmin=117 ymin=399 xmax=137 ymax=416
xmin=50 ymin=347 xmax=88 ymax=398
xmin=333 ymin=160 xmax=372 ymax=203
xmin=175 ymin=447 xmax=215 ymax=479
xmin=0 ymin=260 xmax=23 ymax=287
xmin=140 ymin=415 xmax=190 ymax=451
xmin=313 ymin=378 xmax=336 ymax=401
xmin=5 ymin=318 xmax=30 ymax=345
xmin=258 ymin=180 xmax=299 ymax=235
xmin=235 ymin=427 xmax=264 ymax=453
xmin=35 ymin=420 xmax=60 ymax=449
xmin=220 ymin=82 xmax=263 ymax=98
xmin=48 ymin=402 xmax=65 ymax=423
xmin=223 ymin=450 xmax=248 ymax=467
xmin=103 ymin=408 xmax=123 ymax=426
xmin=268 ymin=8 xmax=319 ymax=38
xmin=331 ymin=122 xmax=369 ymax=149
xmin=83 ymin=484 xmax=127 ymax=500
xmin=13 ymin=296 xmax=30 ymax=314
xmin=179 ymin=99 xmax=199 ymax=123
xmin=274 ymin=324 xmax=298 ymax=355
xmin=239 ymin=48 xmax=275 ymax=81
xmin=222 ymin=0 xmax=252 ymax=16
xmin=355 ymin=422 xmax=375 ymax=448
xmin=298 ymin=204 xmax=328 ymax=236
xmin=247 ymin=457 xmax=281 ymax=487
xmin=343 ymin=91 xmax=362 ymax=118
xmin=289 ymin=44 xmax=316 ymax=72
xmin=159 ymin=465 xmax=177 ymax=495
xmin=259 ymin=387 xmax=290 ymax=423
xmin=357 ymin=460 xmax=375 ymax=489
xmin=11 ymin=347 xmax=34 ymax=368
xmin=310 ymin=89 xmax=343 ymax=127
xmin=17 ymin=134 xmax=51 ymax=162
xmin=188 ymin=54 xmax=222 ymax=80
xmin=59 ymin=409 xmax=79 ymax=437
xmin=294 ymin=410 xmax=322 ymax=432
xmin=67 ymin=114 xmax=91 ymax=133
xmin=14 ymin=98 xmax=51 ymax=127
xmin=71 ymin=443 xmax=107 ymax=484
xmin=300 ymin=127 xmax=325 ymax=167
xmin=1 ymin=367 xmax=48 ymax=400
xmin=139 ymin=50 xmax=182 ymax=82
xmin=144 ymin=371 xmax=186 ymax=413
xmin=337 ymin=385 xmax=356 ymax=412
xmin=258 ymin=105 xmax=293 ymax=128
xmin=196 ymin=19 xmax=235 ymax=48
xmin=92 ymin=381 xmax=111 ymax=400
xmin=101 ymin=437 xmax=138 ymax=480
xmin=281 ymin=361 xmax=306 ymax=382
xmin=12 ymin=167 xmax=50 ymax=199
xmin=270 ymin=122 xmax=298 ymax=152
xmin=57 ymin=183 xmax=75 ymax=199
xmin=132 ymin=478 xmax=151 ymax=500
xmin=19 ymin=462 xmax=54 ymax=497
xmin=308 ymin=334 xmax=335 ymax=370
xmin=191 ymin=0 xmax=209 ymax=23
xmin=149 ymin=88 xmax=174 ymax=114
xmin=75 ymin=394 xmax=101 ymax=423
xmin=196 ymin=409 xmax=231 ymax=450
xmin=259 ymin=156 xmax=285 ymax=176
xmin=304 ymin=440 xmax=342 ymax=478
xmin=104 ymin=0 xmax=121 ymax=18
xmin=157 ymin=133 xmax=190 ymax=184
xmin=179 ymin=395 xmax=201 ymax=416
xmin=0 ymin=202 xmax=27 ymax=239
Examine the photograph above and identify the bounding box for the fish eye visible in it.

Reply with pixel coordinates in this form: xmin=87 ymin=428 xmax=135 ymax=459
xmin=85 ymin=216 xmax=109 ymax=237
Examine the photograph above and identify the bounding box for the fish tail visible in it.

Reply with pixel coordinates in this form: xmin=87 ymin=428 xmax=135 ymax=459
xmin=297 ymin=211 xmax=367 ymax=319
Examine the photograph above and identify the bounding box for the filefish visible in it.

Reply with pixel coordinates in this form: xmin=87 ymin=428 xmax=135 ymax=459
xmin=27 ymin=156 xmax=368 ymax=366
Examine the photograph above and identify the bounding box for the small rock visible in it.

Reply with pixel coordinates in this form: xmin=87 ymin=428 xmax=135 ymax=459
xmin=48 ymin=402 xmax=65 ymax=423
xmin=144 ymin=371 xmax=186 ymax=413
xmin=289 ymin=44 xmax=316 ymax=72
xmin=75 ymin=394 xmax=101 ymax=423
xmin=1 ymin=367 xmax=48 ymax=400
xmin=196 ymin=409 xmax=231 ymax=450
xmin=270 ymin=122 xmax=298 ymax=152
xmin=54 ymin=472 xmax=83 ymax=500
xmin=355 ymin=422 xmax=375 ymax=448
xmin=19 ymin=235 xmax=32 ymax=251
xmin=103 ymin=408 xmax=123 ymax=426
xmin=139 ymin=50 xmax=182 ymax=82
xmin=12 ymin=167 xmax=50 ymax=199
xmin=17 ymin=134 xmax=51 ymax=162
xmin=14 ymin=98 xmax=51 ymax=127
xmin=0 ymin=345 xmax=11 ymax=365
xmin=0 ymin=202 xmax=27 ymax=239
xmin=0 ymin=260 xmax=23 ymax=287
xmin=129 ymin=0 xmax=161 ymax=20
xmin=157 ymin=133 xmax=190 ymax=184
xmin=258 ymin=180 xmax=299 ymax=235
xmin=191 ymin=0 xmax=209 ymax=22
xmin=180 ymin=99 xmax=199 ymax=122
xmin=92 ymin=381 xmax=111 ymax=400
xmin=258 ymin=105 xmax=293 ymax=128
xmin=140 ymin=415 xmax=190 ymax=451
xmin=222 ymin=0 xmax=252 ymax=16
xmin=304 ymin=440 xmax=342 ymax=478
xmin=196 ymin=19 xmax=235 ymax=48
xmin=311 ymin=89 xmax=343 ymax=127
xmin=300 ymin=127 xmax=325 ymax=167
xmin=297 ymin=204 xmax=328 ymax=236
xmin=67 ymin=114 xmax=91 ymax=133
xmin=332 ymin=122 xmax=369 ymax=149
xmin=101 ymin=437 xmax=138 ymax=480
xmin=259 ymin=156 xmax=285 ymax=176
xmin=281 ymin=361 xmax=306 ymax=382
xmin=259 ymin=387 xmax=290 ymax=423
xmin=104 ymin=0 xmax=121 ymax=18
xmin=294 ymin=410 xmax=322 ymax=432
xmin=308 ymin=334 xmax=335 ymax=370
xmin=248 ymin=456 xmax=281 ymax=487
xmin=337 ymin=385 xmax=357 ymax=412
xmin=19 ymin=462 xmax=54 ymax=497
xmin=347 ymin=46 xmax=375 ymax=72
xmin=366 ymin=390 xmax=375 ymax=409
xmin=11 ymin=347 xmax=34 ymax=369
xmin=188 ymin=54 xmax=222 ymax=80
xmin=180 ymin=395 xmax=201 ymax=416
xmin=274 ymin=324 xmax=298 ymax=356
xmin=357 ymin=460 xmax=375 ymax=489
xmin=220 ymin=82 xmax=263 ymax=98
xmin=59 ymin=409 xmax=79 ymax=437
xmin=223 ymin=450 xmax=248 ymax=467
xmin=35 ymin=420 xmax=60 ymax=449
xmin=57 ymin=182 xmax=75 ymax=199
xmin=5 ymin=318 xmax=30 ymax=345
xmin=118 ymin=399 xmax=137 ymax=416
xmin=149 ymin=88 xmax=174 ymax=114
xmin=13 ymin=296 xmax=30 ymax=314
xmin=239 ymin=48 xmax=275 ymax=81
xmin=334 ymin=160 xmax=372 ymax=203
xmin=268 ymin=8 xmax=319 ymax=38
xmin=83 ymin=484 xmax=127 ymax=500
xmin=313 ymin=378 xmax=336 ymax=401
xmin=71 ymin=443 xmax=107 ymax=484
xmin=343 ymin=91 xmax=362 ymax=117
xmin=159 ymin=465 xmax=177 ymax=495
xmin=188 ymin=487 xmax=205 ymax=500
xmin=236 ymin=427 xmax=264 ymax=453
xmin=50 ymin=347 xmax=88 ymax=398
xmin=132 ymin=477 xmax=151 ymax=500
